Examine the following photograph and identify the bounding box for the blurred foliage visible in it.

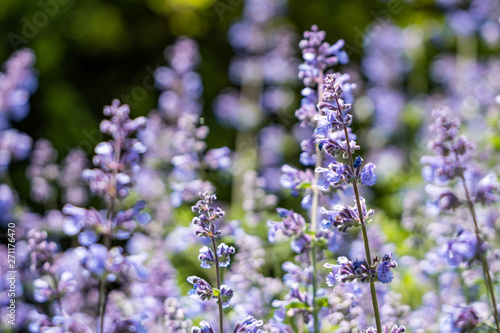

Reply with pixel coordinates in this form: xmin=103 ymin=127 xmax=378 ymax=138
xmin=4 ymin=1 xmax=500 ymax=325
xmin=0 ymin=0 xmax=480 ymax=222
xmin=0 ymin=0 xmax=435 ymax=151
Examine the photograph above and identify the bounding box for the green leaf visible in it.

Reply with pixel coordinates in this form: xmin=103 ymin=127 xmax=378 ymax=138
xmin=286 ymin=299 xmax=308 ymax=310
xmin=296 ymin=181 xmax=312 ymax=190
xmin=306 ymin=229 xmax=317 ymax=236
xmin=315 ymin=296 xmax=329 ymax=308
xmin=213 ymin=288 xmax=220 ymax=297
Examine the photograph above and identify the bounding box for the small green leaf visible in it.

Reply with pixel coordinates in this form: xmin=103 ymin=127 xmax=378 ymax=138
xmin=296 ymin=181 xmax=312 ymax=190
xmin=316 ymin=237 xmax=328 ymax=247
xmin=306 ymin=229 xmax=317 ymax=236
xmin=213 ymin=288 xmax=220 ymax=297
xmin=286 ymin=299 xmax=308 ymax=309
xmin=315 ymin=296 xmax=329 ymax=308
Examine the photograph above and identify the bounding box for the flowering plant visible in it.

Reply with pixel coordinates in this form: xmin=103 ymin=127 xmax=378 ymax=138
xmin=1 ymin=2 xmax=500 ymax=333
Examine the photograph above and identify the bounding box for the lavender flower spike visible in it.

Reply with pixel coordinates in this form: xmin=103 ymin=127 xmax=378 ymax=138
xmin=190 ymin=193 xmax=239 ymax=332
xmin=423 ymin=106 xmax=500 ymax=330
xmin=317 ymin=70 xmax=391 ymax=331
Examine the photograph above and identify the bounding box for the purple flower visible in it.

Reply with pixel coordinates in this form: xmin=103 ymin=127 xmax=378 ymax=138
xmin=299 ymin=26 xmax=347 ymax=87
xmin=441 ymin=306 xmax=480 ymax=332
xmin=324 ymin=257 xmax=376 ymax=284
xmin=421 ymin=107 xmax=476 ymax=184
xmin=425 ymin=185 xmax=462 ymax=211
xmin=388 ymin=324 xmax=406 ymax=333
xmin=187 ymin=276 xmax=213 ymax=302
xmin=299 ymin=140 xmax=316 ymax=166
xmin=198 ymin=246 xmax=216 ymax=269
xmin=290 ymin=234 xmax=312 ymax=254
xmin=62 ymin=204 xmax=106 ymax=237
xmin=360 ymin=162 xmax=377 ymax=186
xmin=453 ymin=307 xmax=480 ymax=332
xmin=377 ymin=253 xmax=397 ymax=284
xmin=315 ymin=73 xmax=354 ymax=135
xmin=198 ymin=244 xmax=235 ymax=269
xmin=475 ymin=173 xmax=498 ymax=205
xmin=191 ymin=192 xmax=225 ymax=238
xmin=267 ymin=209 xmax=307 ymax=243
xmin=112 ymin=314 xmax=148 ymax=333
xmin=364 ymin=325 xmax=406 ymax=333
xmin=28 ymin=313 xmax=91 ymax=333
xmin=0 ymin=129 xmax=33 ymax=174
xmin=164 ymin=298 xmax=191 ymax=332
xmin=233 ymin=315 xmax=263 ymax=333
xmin=320 ymin=197 xmax=374 ymax=233
xmin=0 ymin=48 xmax=37 ymax=123
xmin=84 ymin=99 xmax=147 ymax=200
xmin=318 ymin=127 xmax=357 ymax=157
xmin=280 ymin=164 xmax=314 ymax=196
xmin=204 ymin=147 xmax=231 ymax=170
xmin=33 ymin=279 xmax=52 ymax=302
xmin=0 ymin=184 xmax=15 ymax=227
xmin=353 ymin=156 xmax=363 ymax=169
xmin=28 ymin=229 xmax=58 ymax=273
xmin=81 ymin=243 xmax=108 ymax=276
xmin=217 ymin=243 xmax=236 ymax=267
xmin=192 ymin=321 xmax=215 ymax=333
xmin=33 ymin=271 xmax=77 ymax=303
xmin=77 ymin=230 xmax=97 ymax=246
xmin=440 ymin=229 xmax=484 ymax=267
xmin=316 ymin=161 xmax=348 ymax=189
xmin=219 ymin=284 xmax=234 ymax=308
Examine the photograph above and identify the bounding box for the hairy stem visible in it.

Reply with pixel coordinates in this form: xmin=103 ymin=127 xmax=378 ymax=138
xmin=336 ymin=94 xmax=382 ymax=332
xmin=211 ymin=236 xmax=224 ymax=333
xmin=98 ymin=140 xmax=120 ymax=333
xmin=309 ymin=73 xmax=325 ymax=333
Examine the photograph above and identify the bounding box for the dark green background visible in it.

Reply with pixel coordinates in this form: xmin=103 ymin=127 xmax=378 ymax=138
xmin=0 ymin=0 xmax=454 ymax=222
xmin=1 ymin=0 xmax=438 ymax=152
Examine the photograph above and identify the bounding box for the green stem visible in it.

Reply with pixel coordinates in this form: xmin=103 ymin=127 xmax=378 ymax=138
xmin=458 ymin=267 xmax=471 ymax=304
xmin=336 ymin=94 xmax=382 ymax=332
xmin=211 ymin=236 xmax=224 ymax=333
